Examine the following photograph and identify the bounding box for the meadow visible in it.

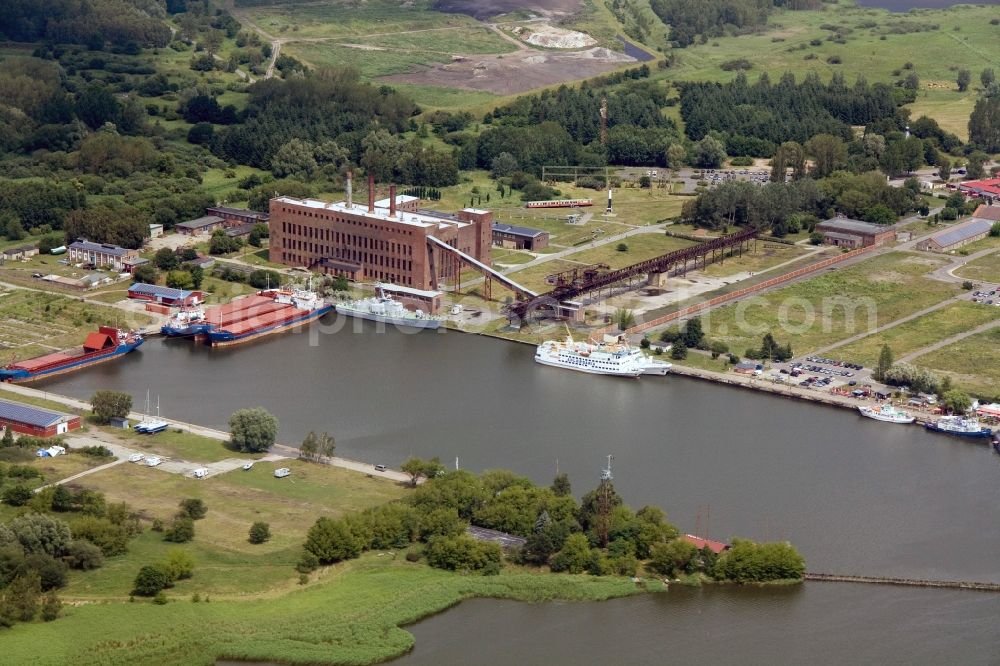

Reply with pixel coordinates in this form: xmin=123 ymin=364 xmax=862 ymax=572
xmin=831 ymin=300 xmax=998 ymax=367
xmin=954 ymin=250 xmax=1000 ymax=284
xmin=694 ymin=251 xmax=959 ymax=355
xmin=916 ymin=325 xmax=1000 ymax=400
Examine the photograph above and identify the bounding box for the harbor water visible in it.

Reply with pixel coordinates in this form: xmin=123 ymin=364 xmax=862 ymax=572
xmin=36 ymin=322 xmax=1000 ymax=663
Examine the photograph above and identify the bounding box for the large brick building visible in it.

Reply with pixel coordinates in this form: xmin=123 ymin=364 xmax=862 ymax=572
xmin=269 ymin=178 xmax=492 ymax=291
xmin=815 ymin=217 xmax=896 ymax=249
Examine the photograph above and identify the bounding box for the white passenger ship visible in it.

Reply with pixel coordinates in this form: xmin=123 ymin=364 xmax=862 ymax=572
xmin=534 ymin=336 xmax=671 ymax=377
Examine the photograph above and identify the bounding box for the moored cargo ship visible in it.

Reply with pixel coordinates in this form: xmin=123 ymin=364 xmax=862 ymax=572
xmin=203 ymin=288 xmax=331 ymax=347
xmin=160 ymin=308 xmax=211 ymax=337
xmin=0 ymin=327 xmax=143 ymax=383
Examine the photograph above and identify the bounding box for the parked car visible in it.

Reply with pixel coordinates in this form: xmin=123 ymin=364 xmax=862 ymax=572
xmin=374 ymin=464 xmax=387 ymax=472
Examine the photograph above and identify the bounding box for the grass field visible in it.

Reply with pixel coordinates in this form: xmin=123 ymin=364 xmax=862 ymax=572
xmin=698 ymin=242 xmax=819 ymax=278
xmin=916 ymin=325 xmax=1000 ymax=400
xmin=0 ymin=290 xmax=152 ymax=360
xmin=954 ymin=250 xmax=1000 ymax=284
xmin=832 ymin=300 xmax=998 ymax=367
xmin=285 ymin=42 xmax=454 ymax=79
xmin=4 ymin=552 xmax=642 ymax=666
xmin=59 ymin=459 xmax=407 ymax=600
xmin=695 ymin=251 xmax=959 ymax=355
xmin=100 ymin=426 xmax=245 ymax=463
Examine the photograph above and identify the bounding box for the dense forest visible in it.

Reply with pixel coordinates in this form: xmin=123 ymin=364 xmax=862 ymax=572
xmin=679 ymin=72 xmax=899 ymax=155
xmin=650 ymin=0 xmax=821 ymax=47
xmin=0 ymin=0 xmax=171 ymax=48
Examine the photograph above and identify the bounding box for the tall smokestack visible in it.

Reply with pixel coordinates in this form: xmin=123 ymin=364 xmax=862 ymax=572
xmin=389 ymin=185 xmax=397 ymax=218
xmin=346 ymin=171 xmax=353 ymax=209
xmin=368 ymin=173 xmax=375 ymax=213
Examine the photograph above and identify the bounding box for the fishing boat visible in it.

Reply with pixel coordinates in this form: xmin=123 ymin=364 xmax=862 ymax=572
xmin=0 ymin=327 xmax=143 ymax=383
xmin=925 ymin=416 xmax=992 ymax=439
xmin=335 ymin=284 xmax=440 ymax=330
xmin=857 ymin=404 xmax=915 ymax=424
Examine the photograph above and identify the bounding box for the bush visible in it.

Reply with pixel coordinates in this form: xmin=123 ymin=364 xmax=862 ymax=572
xmin=178 ymin=498 xmax=207 ymax=520
xmin=616 ymin=243 xmax=628 ymax=252
xmin=713 ymin=539 xmax=805 ymax=582
xmin=163 ymin=549 xmax=195 ymax=581
xmin=296 ymin=550 xmax=319 ymax=574
xmin=426 ymin=534 xmax=502 ymax=575
xmin=304 ymin=517 xmax=361 ymax=564
xmin=164 ymin=516 xmax=195 ymax=543
xmin=134 ymin=565 xmax=171 ymax=596
xmin=78 ymin=445 xmax=114 ymax=458
xmin=729 ymin=156 xmax=754 ymax=166
xmin=3 ymin=485 xmax=34 ymax=506
xmin=66 ymin=540 xmax=104 ymax=570
xmin=248 ymin=522 xmax=271 ymax=544
xmin=405 ymin=550 xmax=421 ymax=562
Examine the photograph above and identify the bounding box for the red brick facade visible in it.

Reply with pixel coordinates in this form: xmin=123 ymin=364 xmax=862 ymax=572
xmin=268 ymin=196 xmax=492 ymax=291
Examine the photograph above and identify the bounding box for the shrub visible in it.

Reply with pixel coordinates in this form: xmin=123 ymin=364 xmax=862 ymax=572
xmin=296 ymin=550 xmax=319 ymax=574
xmin=405 ymin=550 xmax=421 ymax=562
xmin=426 ymin=534 xmax=502 ymax=575
xmin=248 ymin=522 xmax=271 ymax=544
xmin=134 ymin=565 xmax=171 ymax=596
xmin=164 ymin=516 xmax=195 ymax=543
xmin=66 ymin=540 xmax=104 ymax=570
xmin=3 ymin=485 xmax=34 ymax=506
xmin=178 ymin=498 xmax=207 ymax=520
xmin=153 ymin=591 xmax=168 ymax=605
xmin=163 ymin=549 xmax=195 ymax=581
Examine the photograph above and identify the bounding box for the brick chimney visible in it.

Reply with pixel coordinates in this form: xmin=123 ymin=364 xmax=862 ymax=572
xmin=368 ymin=173 xmax=375 ymax=213
xmin=389 ymin=185 xmax=397 ymax=218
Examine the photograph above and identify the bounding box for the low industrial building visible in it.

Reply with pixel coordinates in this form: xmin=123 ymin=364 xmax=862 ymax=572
xmin=206 ymin=206 xmax=269 ymax=226
xmin=68 ymin=240 xmax=139 ymax=271
xmin=122 ymin=257 xmax=150 ymax=274
xmin=916 ymin=218 xmax=993 ymax=252
xmin=148 ymin=223 xmax=164 ymax=239
xmin=224 ymin=223 xmax=255 ymax=239
xmin=2 ymin=245 xmax=38 ymax=261
xmin=492 ymin=222 xmax=549 ymax=251
xmin=175 ymin=215 xmax=227 ymax=236
xmin=0 ymin=399 xmax=81 ymax=437
xmin=971 ymin=204 xmax=1000 ymax=223
xmin=958 ymin=177 xmax=1000 ymax=200
xmin=733 ymin=361 xmax=758 ymax=375
xmin=379 ymin=284 xmax=443 ymax=314
xmin=815 ymin=218 xmax=896 ymax=249
xmin=128 ymin=283 xmax=203 ymax=307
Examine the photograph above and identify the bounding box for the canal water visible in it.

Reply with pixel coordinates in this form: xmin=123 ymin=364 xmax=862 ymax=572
xmin=38 ymin=325 xmax=1000 ymax=662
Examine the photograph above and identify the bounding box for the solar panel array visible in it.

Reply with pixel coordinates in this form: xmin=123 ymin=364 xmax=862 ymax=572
xmin=0 ymin=399 xmax=65 ymax=427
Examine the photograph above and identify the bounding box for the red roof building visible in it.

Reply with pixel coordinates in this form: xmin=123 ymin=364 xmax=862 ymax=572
xmin=683 ymin=534 xmax=730 ymax=554
xmin=959 ymin=178 xmax=1000 ymax=199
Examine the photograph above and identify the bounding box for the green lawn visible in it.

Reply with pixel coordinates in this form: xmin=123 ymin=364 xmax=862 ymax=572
xmin=696 ymin=251 xmax=959 ymax=355
xmin=57 ymin=459 xmax=407 ymax=600
xmin=4 ymin=553 xmax=642 ymax=666
xmin=698 ymin=242 xmax=818 ymax=278
xmin=99 ymin=426 xmax=242 ymax=463
xmin=833 ymin=301 xmax=998 ymax=367
xmin=917 ymin=326 xmax=1000 ymax=401
xmin=668 ymin=350 xmax=731 ymax=373
xmin=954 ymin=250 xmax=1000 ymax=284
xmin=285 ymin=42 xmax=453 ymax=79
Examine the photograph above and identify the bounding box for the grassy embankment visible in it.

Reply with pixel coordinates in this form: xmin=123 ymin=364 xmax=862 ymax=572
xmin=0 ymin=449 xmax=643 ymax=665
xmin=3 ymin=552 xmax=641 ymax=666
xmin=692 ymin=251 xmax=959 ymax=355
xmin=832 ymin=300 xmax=998 ymax=367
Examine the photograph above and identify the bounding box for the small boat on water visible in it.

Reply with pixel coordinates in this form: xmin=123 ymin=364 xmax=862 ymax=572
xmin=0 ymin=326 xmax=143 ymax=383
xmin=925 ymin=416 xmax=993 ymax=439
xmin=535 ymin=335 xmax=672 ymax=378
xmin=335 ymin=284 xmax=440 ymax=330
xmin=858 ymin=404 xmax=915 ymax=424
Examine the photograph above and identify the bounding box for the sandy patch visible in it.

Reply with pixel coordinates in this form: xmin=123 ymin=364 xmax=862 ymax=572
xmin=512 ymin=23 xmax=596 ymax=49
xmin=382 ymin=46 xmax=635 ymax=95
